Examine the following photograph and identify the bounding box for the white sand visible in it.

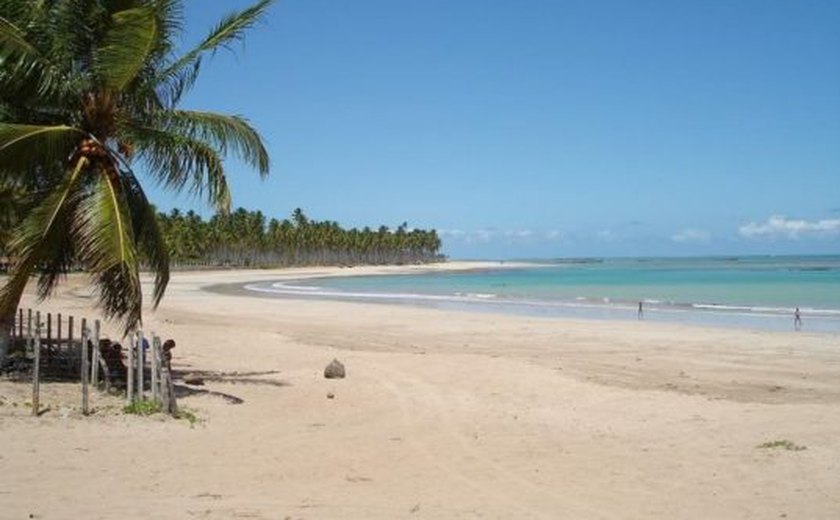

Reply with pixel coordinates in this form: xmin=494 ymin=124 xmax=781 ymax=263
xmin=1 ymin=262 xmax=839 ymax=519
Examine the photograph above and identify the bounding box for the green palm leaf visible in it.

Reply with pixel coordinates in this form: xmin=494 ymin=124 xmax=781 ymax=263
xmin=0 ymin=16 xmax=41 ymax=62
xmin=75 ymin=171 xmax=142 ymax=331
xmin=0 ymin=15 xmax=67 ymax=101
xmin=0 ymin=157 xmax=88 ymax=317
xmin=159 ymin=110 xmax=269 ymax=175
xmin=126 ymin=124 xmax=231 ymax=211
xmin=96 ymin=7 xmax=159 ymax=91
xmin=156 ymin=0 xmax=273 ymax=105
xmin=0 ymin=124 xmax=85 ymax=179
xmin=120 ymin=169 xmax=170 ymax=307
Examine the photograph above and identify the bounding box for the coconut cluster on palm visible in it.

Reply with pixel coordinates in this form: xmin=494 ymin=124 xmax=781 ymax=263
xmin=0 ymin=0 xmax=273 ymax=357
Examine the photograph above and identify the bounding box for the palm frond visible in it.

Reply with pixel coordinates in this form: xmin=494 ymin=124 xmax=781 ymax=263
xmin=159 ymin=110 xmax=269 ymax=176
xmin=0 ymin=124 xmax=85 ymax=180
xmin=0 ymin=157 xmax=88 ymax=317
xmin=146 ymin=0 xmax=183 ymax=62
xmin=0 ymin=1 xmax=33 ymax=24
xmin=104 ymin=0 xmax=142 ymax=13
xmin=74 ymin=169 xmax=142 ymax=332
xmin=47 ymin=0 xmax=106 ymax=62
xmin=155 ymin=0 xmax=273 ymax=105
xmin=125 ymin=124 xmax=231 ymax=212
xmin=120 ymin=168 xmax=170 ymax=306
xmin=0 ymin=179 xmax=23 ymax=249
xmin=0 ymin=15 xmax=69 ymax=102
xmin=95 ymin=7 xmax=158 ymax=91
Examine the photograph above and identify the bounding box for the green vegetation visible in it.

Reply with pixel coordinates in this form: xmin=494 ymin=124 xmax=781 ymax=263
xmin=757 ymin=439 xmax=807 ymax=451
xmin=0 ymin=183 xmax=21 ymax=261
xmin=158 ymin=207 xmax=443 ymax=267
xmin=123 ymin=399 xmax=163 ymax=416
xmin=174 ymin=408 xmax=200 ymax=427
xmin=123 ymin=400 xmax=198 ymax=426
xmin=0 ymin=0 xmax=274 ymax=360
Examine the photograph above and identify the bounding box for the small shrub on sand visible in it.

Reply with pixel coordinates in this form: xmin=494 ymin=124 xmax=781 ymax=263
xmin=123 ymin=399 xmax=162 ymax=416
xmin=757 ymin=439 xmax=807 ymax=451
xmin=174 ymin=408 xmax=200 ymax=427
xmin=123 ymin=400 xmax=200 ymax=427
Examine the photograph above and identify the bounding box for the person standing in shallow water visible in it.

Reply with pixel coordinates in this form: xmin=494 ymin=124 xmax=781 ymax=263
xmin=794 ymin=307 xmax=802 ymax=331
xmin=638 ymin=301 xmax=644 ymax=320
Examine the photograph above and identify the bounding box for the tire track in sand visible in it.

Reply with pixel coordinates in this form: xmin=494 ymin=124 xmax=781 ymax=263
xmin=366 ymin=361 xmax=606 ymax=519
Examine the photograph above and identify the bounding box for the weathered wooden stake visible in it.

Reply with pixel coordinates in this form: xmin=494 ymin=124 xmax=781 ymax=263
xmin=168 ymin=373 xmax=178 ymax=414
xmin=68 ymin=315 xmax=74 ymax=367
xmin=126 ymin=334 xmax=135 ymax=405
xmin=91 ymin=320 xmax=101 ymax=388
xmin=32 ymin=313 xmax=41 ymax=417
xmin=56 ymin=313 xmax=62 ymax=352
xmin=26 ymin=309 xmax=32 ymax=355
xmin=81 ymin=318 xmax=89 ymax=415
xmin=160 ymin=362 xmax=171 ymax=413
xmin=46 ymin=312 xmax=52 ymax=351
xmin=165 ymin=346 xmax=178 ymax=415
xmin=151 ymin=335 xmax=160 ymax=402
xmin=136 ymin=330 xmax=145 ymax=400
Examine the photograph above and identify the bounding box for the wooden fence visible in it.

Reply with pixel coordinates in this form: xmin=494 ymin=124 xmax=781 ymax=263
xmin=8 ymin=308 xmax=177 ymax=416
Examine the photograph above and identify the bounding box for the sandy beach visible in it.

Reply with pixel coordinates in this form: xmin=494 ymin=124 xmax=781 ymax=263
xmin=1 ymin=262 xmax=839 ymax=519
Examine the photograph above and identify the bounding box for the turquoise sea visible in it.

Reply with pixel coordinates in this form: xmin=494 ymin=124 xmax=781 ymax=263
xmin=246 ymin=256 xmax=840 ymax=332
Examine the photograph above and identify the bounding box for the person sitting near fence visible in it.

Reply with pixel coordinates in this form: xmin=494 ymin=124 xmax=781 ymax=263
xmin=162 ymin=339 xmax=176 ymax=368
xmin=99 ymin=339 xmax=127 ymax=381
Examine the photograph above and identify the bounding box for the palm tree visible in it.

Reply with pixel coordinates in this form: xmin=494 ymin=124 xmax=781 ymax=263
xmin=0 ymin=0 xmax=273 ymax=359
xmin=0 ymin=179 xmax=23 ymax=271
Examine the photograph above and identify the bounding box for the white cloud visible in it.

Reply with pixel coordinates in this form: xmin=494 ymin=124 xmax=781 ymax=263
xmin=472 ymin=229 xmax=496 ymax=243
xmin=739 ymin=216 xmax=840 ymax=239
xmin=504 ymin=229 xmax=534 ymax=239
xmin=671 ymin=228 xmax=711 ymax=244
xmin=438 ymin=228 xmax=553 ymax=243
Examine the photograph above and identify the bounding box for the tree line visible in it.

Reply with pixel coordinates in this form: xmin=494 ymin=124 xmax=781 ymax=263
xmin=157 ymin=208 xmax=443 ymax=267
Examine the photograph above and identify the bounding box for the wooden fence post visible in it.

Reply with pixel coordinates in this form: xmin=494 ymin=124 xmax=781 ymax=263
xmin=159 ymin=338 xmax=177 ymax=415
xmin=91 ymin=320 xmax=101 ymax=388
xmin=68 ymin=315 xmax=74 ymax=368
xmin=126 ymin=334 xmax=134 ymax=405
xmin=26 ymin=309 xmax=32 ymax=355
xmin=151 ymin=335 xmax=160 ymax=402
xmin=81 ymin=318 xmax=89 ymax=416
xmin=56 ymin=313 xmax=62 ymax=354
xmin=18 ymin=308 xmax=23 ymax=339
xmin=32 ymin=312 xmax=41 ymax=417
xmin=166 ymin=348 xmax=177 ymax=415
xmin=160 ymin=363 xmax=170 ymax=412
xmin=136 ymin=330 xmax=145 ymax=400
xmin=46 ymin=312 xmax=51 ymax=351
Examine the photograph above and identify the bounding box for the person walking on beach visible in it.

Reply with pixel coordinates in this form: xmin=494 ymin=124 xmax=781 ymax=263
xmin=638 ymin=301 xmax=644 ymax=320
xmin=794 ymin=307 xmax=802 ymax=331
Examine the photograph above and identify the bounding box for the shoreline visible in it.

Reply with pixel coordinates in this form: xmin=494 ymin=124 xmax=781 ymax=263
xmin=198 ymin=261 xmax=840 ymax=335
xmin=156 ymin=264 xmax=839 ymax=405
xmin=3 ymin=261 xmax=840 ymax=518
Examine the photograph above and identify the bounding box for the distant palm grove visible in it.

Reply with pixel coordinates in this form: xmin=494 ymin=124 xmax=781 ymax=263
xmin=157 ymin=208 xmax=443 ymax=267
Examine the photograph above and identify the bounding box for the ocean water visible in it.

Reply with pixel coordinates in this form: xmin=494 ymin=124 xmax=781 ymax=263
xmin=245 ymin=256 xmax=840 ymax=332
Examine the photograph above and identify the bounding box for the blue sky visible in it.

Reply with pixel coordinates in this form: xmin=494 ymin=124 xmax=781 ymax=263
xmin=145 ymin=0 xmax=840 ymax=259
